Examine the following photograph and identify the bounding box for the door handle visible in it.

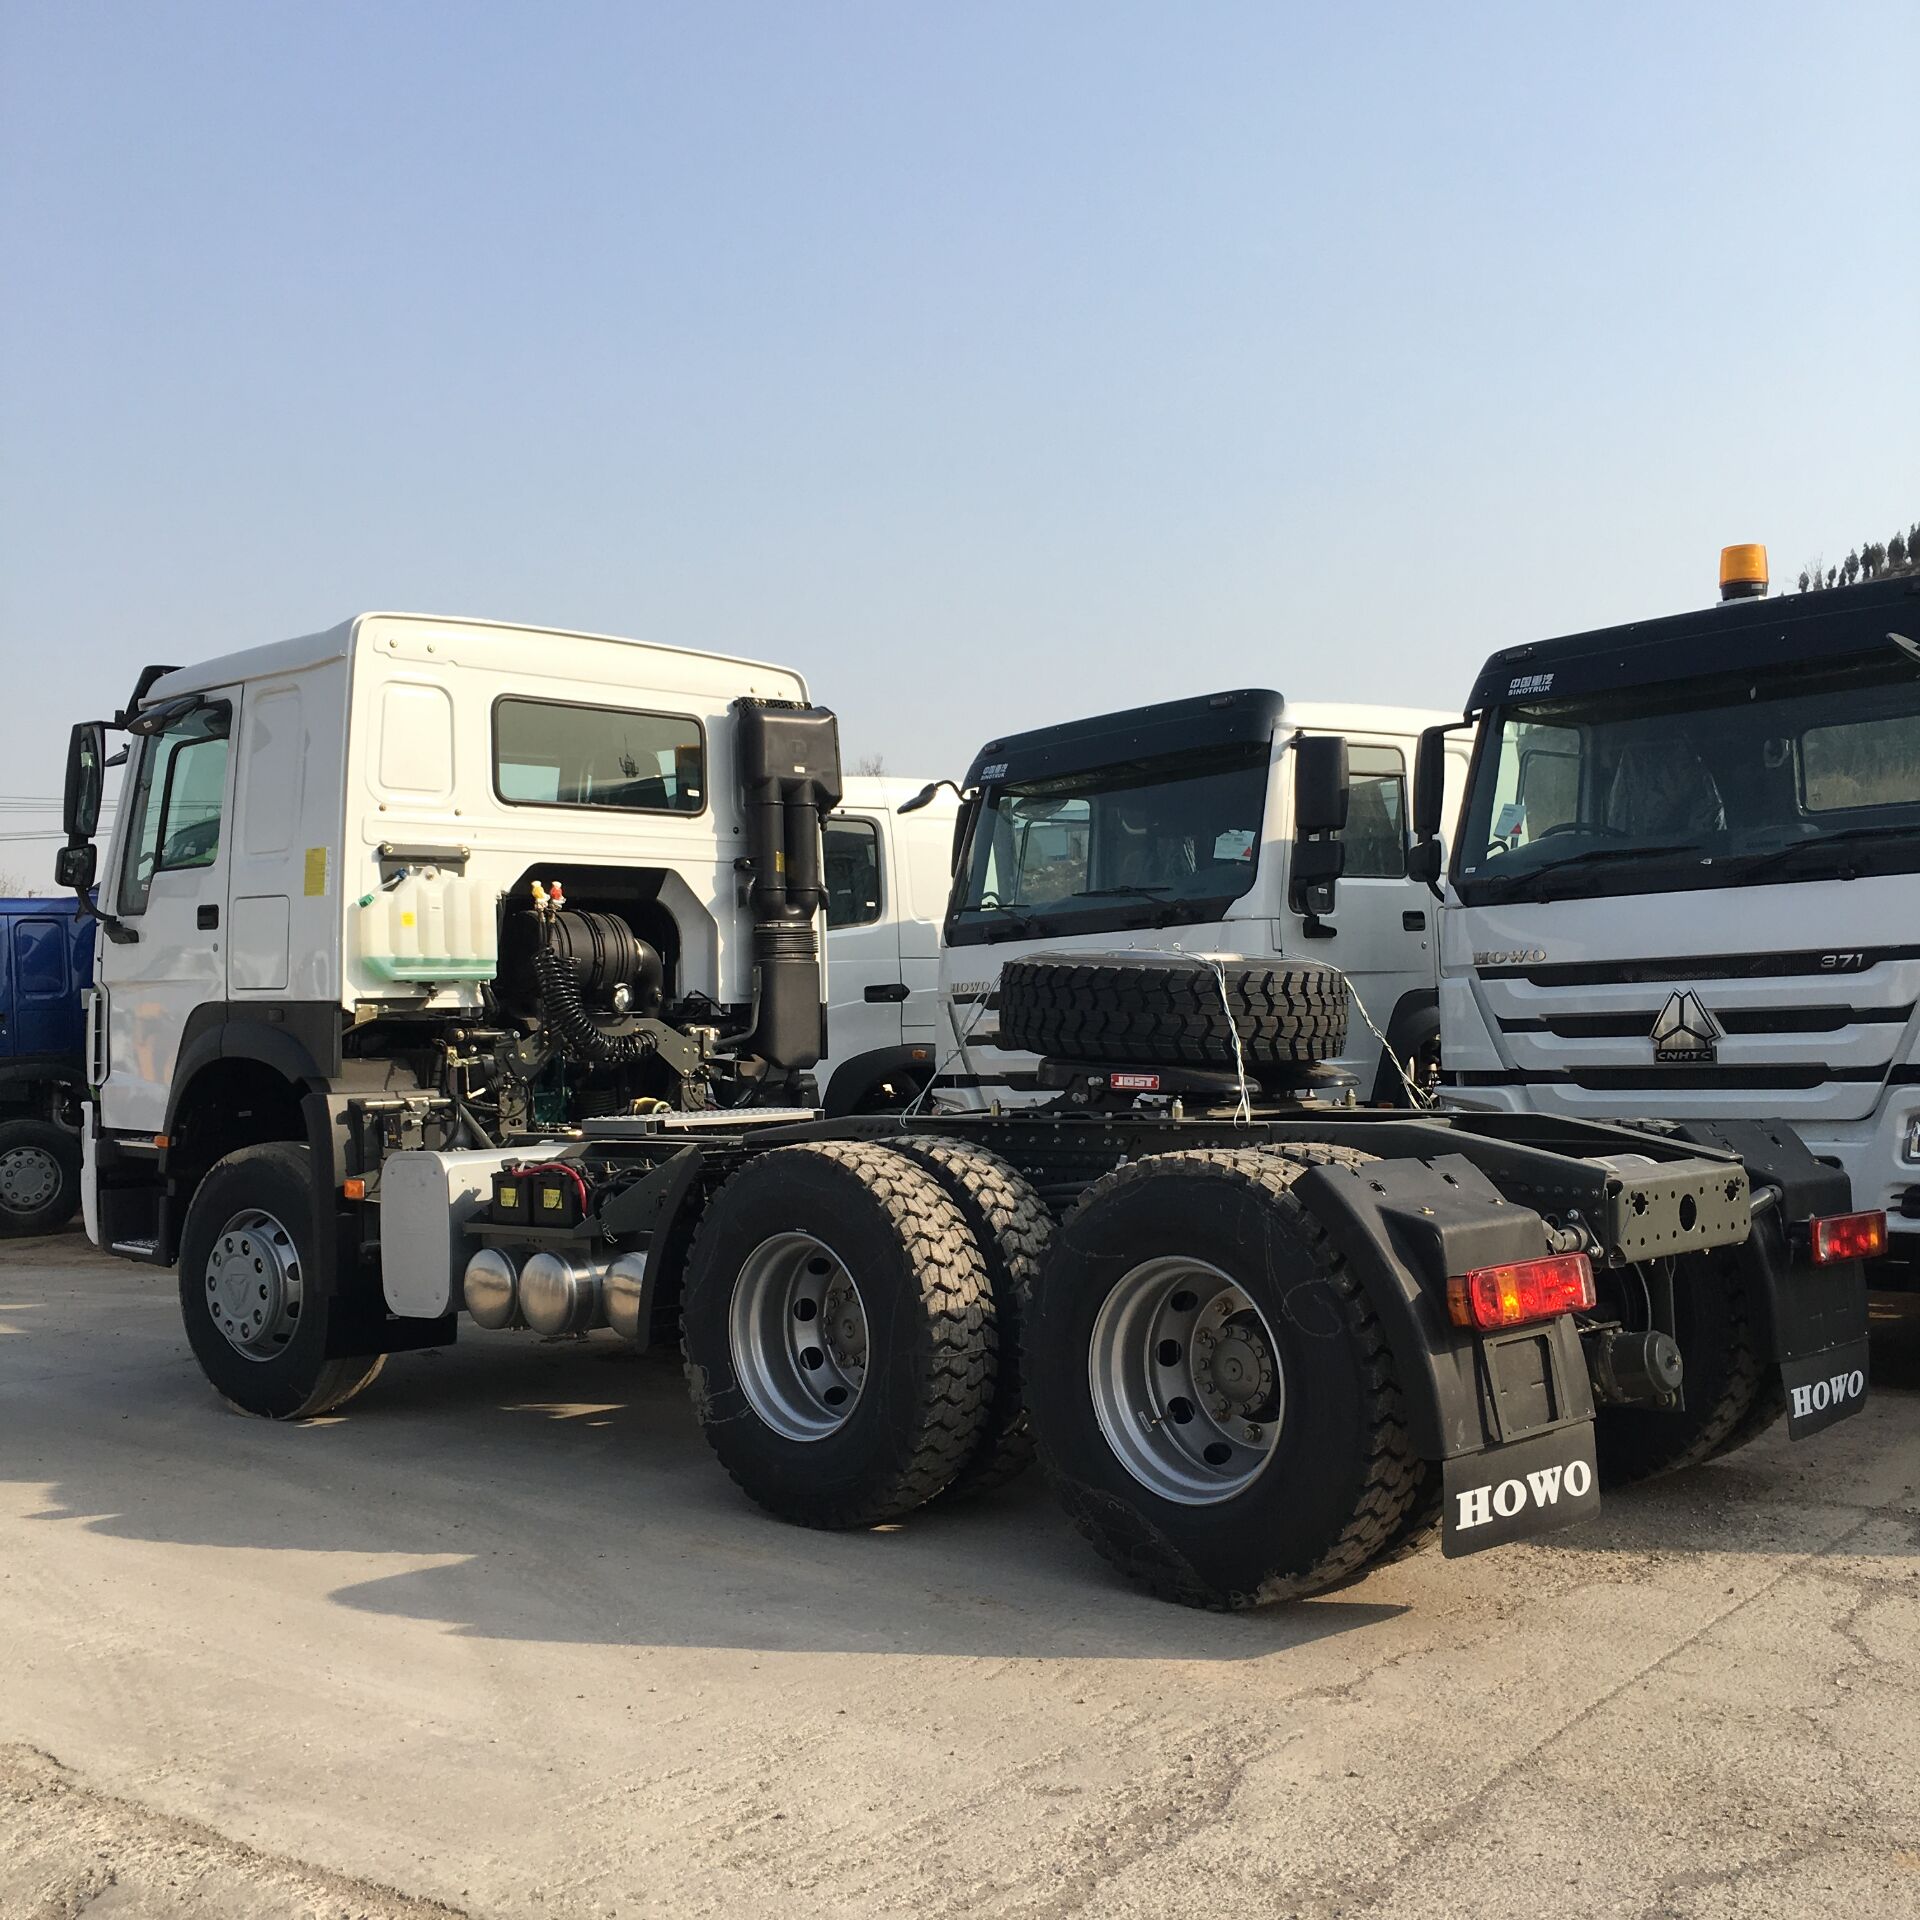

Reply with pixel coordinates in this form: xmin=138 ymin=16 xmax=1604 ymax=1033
xmin=197 ymin=904 xmax=220 ymax=930
xmin=864 ymin=983 xmax=910 ymax=1003
xmin=1402 ymin=910 xmax=1426 ymax=931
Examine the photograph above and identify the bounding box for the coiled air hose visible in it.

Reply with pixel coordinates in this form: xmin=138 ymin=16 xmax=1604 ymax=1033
xmin=532 ymin=938 xmax=657 ymax=1066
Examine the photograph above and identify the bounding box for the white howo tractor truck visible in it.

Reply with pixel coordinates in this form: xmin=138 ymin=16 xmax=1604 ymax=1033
xmin=51 ymin=611 xmax=1876 ymax=1609
xmin=924 ymin=693 xmax=1475 ymax=1108
xmin=1402 ymin=550 xmax=1913 ymax=1444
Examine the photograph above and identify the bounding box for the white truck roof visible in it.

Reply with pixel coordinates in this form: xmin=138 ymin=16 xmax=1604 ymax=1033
xmin=146 ymin=612 xmax=813 ymax=705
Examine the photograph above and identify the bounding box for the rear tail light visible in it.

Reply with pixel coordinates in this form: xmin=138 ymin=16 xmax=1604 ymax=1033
xmin=1808 ymin=1210 xmax=1887 ymax=1265
xmin=1447 ymin=1252 xmax=1596 ymax=1331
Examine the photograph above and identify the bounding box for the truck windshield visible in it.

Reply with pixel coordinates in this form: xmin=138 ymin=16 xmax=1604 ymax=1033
xmin=1455 ymin=648 xmax=1920 ymax=905
xmin=951 ymin=742 xmax=1268 ymax=937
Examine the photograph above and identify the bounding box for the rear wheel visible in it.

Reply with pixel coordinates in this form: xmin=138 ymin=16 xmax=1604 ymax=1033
xmin=1593 ymin=1248 xmax=1764 ymax=1484
xmin=680 ymin=1141 xmax=995 ymax=1529
xmin=0 ymin=1117 xmax=82 ymax=1237
xmin=177 ymin=1142 xmax=385 ymax=1419
xmin=894 ymin=1134 xmax=1050 ymax=1497
xmin=1026 ymin=1148 xmax=1421 ymax=1609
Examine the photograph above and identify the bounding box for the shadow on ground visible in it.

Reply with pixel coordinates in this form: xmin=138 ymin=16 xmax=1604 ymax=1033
xmin=4 ymin=1255 xmax=1915 ymax=1660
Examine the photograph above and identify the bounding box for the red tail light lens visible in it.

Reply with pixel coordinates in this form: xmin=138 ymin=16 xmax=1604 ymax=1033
xmin=1447 ymin=1252 xmax=1596 ymax=1331
xmin=1808 ymin=1211 xmax=1888 ymax=1265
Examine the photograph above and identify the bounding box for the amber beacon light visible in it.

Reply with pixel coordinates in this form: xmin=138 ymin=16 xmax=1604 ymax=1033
xmin=1719 ymin=543 xmax=1769 ymax=601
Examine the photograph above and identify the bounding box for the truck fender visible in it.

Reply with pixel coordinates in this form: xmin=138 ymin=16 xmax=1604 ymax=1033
xmin=823 ymin=1045 xmax=935 ymax=1117
xmin=1368 ymin=989 xmax=1440 ymax=1105
xmin=1291 ymin=1154 xmax=1594 ymax=1459
xmin=599 ymin=1144 xmax=709 ymax=1315
xmin=162 ymin=1009 xmax=336 ymax=1138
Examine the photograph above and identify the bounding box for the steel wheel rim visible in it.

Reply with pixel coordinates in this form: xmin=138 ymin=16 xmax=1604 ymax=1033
xmin=0 ymin=1144 xmax=61 ymax=1214
xmin=728 ymin=1232 xmax=868 ymax=1442
xmin=204 ymin=1207 xmax=303 ymax=1362
xmin=1088 ymin=1256 xmax=1284 ymax=1505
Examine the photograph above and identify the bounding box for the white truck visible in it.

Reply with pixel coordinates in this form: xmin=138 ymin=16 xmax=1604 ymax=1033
xmin=816 ymin=777 xmax=956 ymax=1116
xmin=1411 ymin=553 xmax=1919 ymax=1291
xmin=925 ymin=693 xmax=1472 ymax=1106
xmin=52 ymin=611 xmax=1876 ymax=1609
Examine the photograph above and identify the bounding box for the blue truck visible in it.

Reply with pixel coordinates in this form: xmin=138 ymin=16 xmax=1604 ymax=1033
xmin=0 ymin=896 xmax=92 ymax=1235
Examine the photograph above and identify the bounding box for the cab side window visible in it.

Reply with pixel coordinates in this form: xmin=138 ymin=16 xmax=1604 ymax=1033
xmin=1338 ymin=745 xmax=1408 ymax=879
xmin=118 ymin=705 xmax=232 ymax=915
xmin=825 ymin=819 xmax=883 ymax=928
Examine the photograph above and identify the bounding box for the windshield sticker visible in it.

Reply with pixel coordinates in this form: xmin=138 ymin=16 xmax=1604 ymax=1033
xmin=1212 ymin=828 xmax=1256 ymax=861
xmin=1492 ymin=801 xmax=1526 ymax=839
xmin=1507 ymin=672 xmax=1554 ymax=696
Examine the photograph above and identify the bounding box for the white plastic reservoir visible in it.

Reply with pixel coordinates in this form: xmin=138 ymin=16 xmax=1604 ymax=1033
xmin=355 ymin=868 xmax=500 ymax=982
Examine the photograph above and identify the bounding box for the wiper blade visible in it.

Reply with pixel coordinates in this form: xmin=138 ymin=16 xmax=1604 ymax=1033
xmin=1483 ymin=842 xmax=1695 ymax=897
xmin=1070 ymin=885 xmax=1170 ymax=898
xmin=1729 ymin=823 xmax=1920 ymax=880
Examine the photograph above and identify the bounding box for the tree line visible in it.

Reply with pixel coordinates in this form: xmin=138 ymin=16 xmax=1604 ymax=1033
xmin=1796 ymin=519 xmax=1919 ymax=593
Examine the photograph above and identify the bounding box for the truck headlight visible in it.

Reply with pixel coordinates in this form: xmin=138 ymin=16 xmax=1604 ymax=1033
xmin=1905 ymin=1115 xmax=1920 ymax=1165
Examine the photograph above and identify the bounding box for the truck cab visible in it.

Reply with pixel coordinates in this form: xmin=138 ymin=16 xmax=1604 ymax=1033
xmin=935 ymin=692 xmax=1471 ymax=1106
xmin=58 ymin=611 xmax=840 ymax=1265
xmin=0 ymin=895 xmax=93 ymax=1234
xmin=1415 ymin=560 xmax=1920 ymax=1280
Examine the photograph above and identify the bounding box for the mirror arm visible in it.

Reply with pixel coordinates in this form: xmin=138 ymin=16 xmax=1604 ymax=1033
xmin=898 ymin=777 xmax=969 ymax=815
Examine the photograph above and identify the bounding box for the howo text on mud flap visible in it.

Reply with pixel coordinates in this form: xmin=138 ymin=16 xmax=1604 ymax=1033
xmin=52 ymin=613 xmax=1878 ymax=1611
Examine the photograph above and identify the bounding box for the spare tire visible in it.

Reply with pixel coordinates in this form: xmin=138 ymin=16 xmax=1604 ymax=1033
xmin=996 ymin=953 xmax=1347 ymax=1071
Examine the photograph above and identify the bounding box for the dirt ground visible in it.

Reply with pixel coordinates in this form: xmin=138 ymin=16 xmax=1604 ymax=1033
xmin=3 ymin=1231 xmax=1917 ymax=1920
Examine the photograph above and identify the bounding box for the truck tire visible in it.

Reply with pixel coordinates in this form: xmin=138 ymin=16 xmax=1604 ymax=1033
xmin=996 ymin=954 xmax=1348 ymax=1072
xmin=177 ymin=1142 xmax=386 ymax=1420
xmin=894 ymin=1134 xmax=1050 ymax=1497
xmin=681 ymin=1141 xmax=995 ymax=1529
xmin=0 ymin=1117 xmax=83 ymax=1237
xmin=1259 ymin=1139 xmax=1441 ymax=1567
xmin=1593 ymin=1248 xmax=1764 ymax=1485
xmin=1025 ymin=1148 xmax=1421 ymax=1609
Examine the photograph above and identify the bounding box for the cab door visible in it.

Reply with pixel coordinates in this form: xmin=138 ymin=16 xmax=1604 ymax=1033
xmin=818 ymin=811 xmax=905 ymax=1100
xmin=97 ymin=695 xmax=238 ymax=1135
xmin=1287 ymin=735 xmax=1430 ymax=1092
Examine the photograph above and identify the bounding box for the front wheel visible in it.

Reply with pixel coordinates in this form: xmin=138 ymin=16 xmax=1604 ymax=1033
xmin=177 ymin=1142 xmax=385 ymax=1419
xmin=0 ymin=1116 xmax=83 ymax=1237
xmin=1027 ymin=1148 xmax=1422 ymax=1609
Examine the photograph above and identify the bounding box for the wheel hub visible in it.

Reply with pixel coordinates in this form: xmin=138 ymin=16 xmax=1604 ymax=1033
xmin=729 ymin=1233 xmax=868 ymax=1442
xmin=0 ymin=1144 xmax=60 ymax=1214
xmin=1088 ymin=1257 xmax=1286 ymax=1505
xmin=203 ymin=1208 xmax=303 ymax=1361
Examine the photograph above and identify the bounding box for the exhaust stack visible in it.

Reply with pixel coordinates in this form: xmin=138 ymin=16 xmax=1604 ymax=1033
xmin=729 ymin=697 xmax=843 ymax=1072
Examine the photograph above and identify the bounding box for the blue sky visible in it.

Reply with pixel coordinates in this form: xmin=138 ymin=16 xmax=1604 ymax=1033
xmin=2 ymin=1 xmax=1915 ymax=874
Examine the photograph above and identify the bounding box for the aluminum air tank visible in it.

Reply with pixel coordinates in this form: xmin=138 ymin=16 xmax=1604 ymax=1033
xmin=519 ymin=1250 xmax=605 ymax=1336
xmin=463 ymin=1248 xmax=520 ymax=1330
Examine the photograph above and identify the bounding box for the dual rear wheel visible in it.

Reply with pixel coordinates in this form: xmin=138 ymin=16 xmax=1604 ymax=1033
xmin=681 ymin=1137 xmax=1427 ymax=1608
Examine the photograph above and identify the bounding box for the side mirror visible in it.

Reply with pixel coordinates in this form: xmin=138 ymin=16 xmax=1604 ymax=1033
xmin=1292 ymin=736 xmax=1349 ymax=836
xmin=1407 ymin=840 xmax=1442 ymax=886
xmin=898 ymin=780 xmax=950 ymax=815
xmin=54 ymin=843 xmax=97 ymax=892
xmin=64 ymin=722 xmax=106 ymax=839
xmin=1290 ymin=736 xmax=1348 ymax=939
xmin=1412 ymin=725 xmax=1448 ymax=839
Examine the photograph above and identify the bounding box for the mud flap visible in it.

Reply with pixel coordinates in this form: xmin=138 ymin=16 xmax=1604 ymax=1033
xmin=1780 ymin=1335 xmax=1871 ymax=1439
xmin=1441 ymin=1422 xmax=1600 ymax=1556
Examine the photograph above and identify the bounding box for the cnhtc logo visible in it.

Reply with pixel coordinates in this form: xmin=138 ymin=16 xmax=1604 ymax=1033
xmin=1651 ymin=989 xmax=1722 ymax=1061
xmin=1790 ymin=1369 xmax=1865 ymax=1421
xmin=1454 ymin=1456 xmax=1593 ymax=1531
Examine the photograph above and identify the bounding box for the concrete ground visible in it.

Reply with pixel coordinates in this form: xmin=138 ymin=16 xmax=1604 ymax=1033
xmin=2 ymin=1233 xmax=1916 ymax=1920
